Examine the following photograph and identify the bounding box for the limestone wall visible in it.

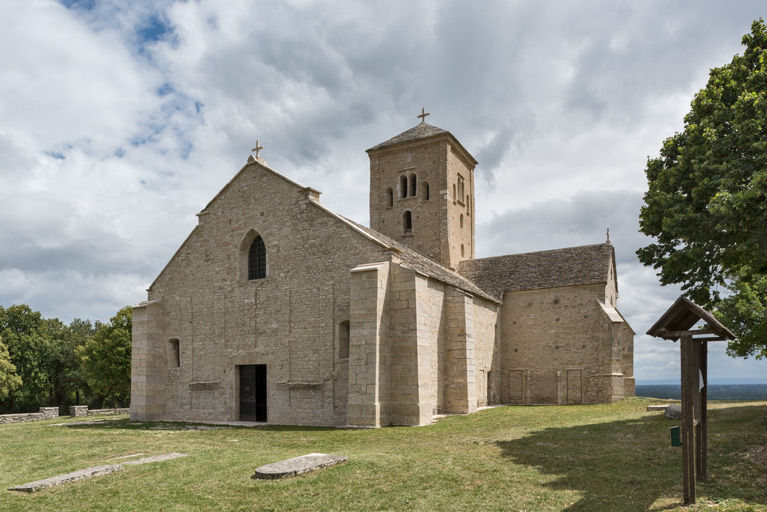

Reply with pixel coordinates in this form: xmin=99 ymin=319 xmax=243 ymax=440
xmin=500 ymin=284 xmax=630 ymax=405
xmin=368 ymin=137 xmax=475 ymax=269
xmin=135 ymin=162 xmax=389 ymax=426
xmin=471 ymin=297 xmax=500 ymax=406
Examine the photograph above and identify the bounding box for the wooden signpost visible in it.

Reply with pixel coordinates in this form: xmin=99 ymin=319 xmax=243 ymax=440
xmin=647 ymin=297 xmax=735 ymax=506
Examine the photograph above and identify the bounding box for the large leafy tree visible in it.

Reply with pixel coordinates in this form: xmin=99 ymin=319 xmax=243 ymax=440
xmin=78 ymin=306 xmax=132 ymax=408
xmin=0 ymin=305 xmax=56 ymax=411
xmin=0 ymin=335 xmax=22 ymax=400
xmin=638 ymin=19 xmax=767 ymax=359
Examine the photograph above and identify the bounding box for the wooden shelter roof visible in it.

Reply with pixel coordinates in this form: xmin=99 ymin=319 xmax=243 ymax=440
xmin=646 ymin=296 xmax=736 ymax=341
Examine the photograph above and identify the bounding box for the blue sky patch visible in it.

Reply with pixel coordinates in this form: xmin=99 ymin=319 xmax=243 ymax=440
xmin=45 ymin=151 xmax=66 ymax=160
xmin=157 ymin=83 xmax=175 ymax=97
xmin=137 ymin=14 xmax=173 ymax=44
xmin=59 ymin=0 xmax=96 ymax=10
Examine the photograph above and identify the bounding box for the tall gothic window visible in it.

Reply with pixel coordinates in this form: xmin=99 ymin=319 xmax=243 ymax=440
xmin=410 ymin=174 xmax=417 ymax=197
xmin=400 ymin=175 xmax=408 ymax=198
xmin=403 ymin=211 xmax=412 ymax=234
xmin=248 ymin=236 xmax=267 ymax=280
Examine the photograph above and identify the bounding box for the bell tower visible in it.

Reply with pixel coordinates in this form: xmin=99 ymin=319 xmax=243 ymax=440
xmin=367 ymin=111 xmax=477 ymax=269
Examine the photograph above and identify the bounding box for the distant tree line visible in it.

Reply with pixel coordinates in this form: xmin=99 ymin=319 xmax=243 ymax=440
xmin=0 ymin=305 xmax=132 ymax=414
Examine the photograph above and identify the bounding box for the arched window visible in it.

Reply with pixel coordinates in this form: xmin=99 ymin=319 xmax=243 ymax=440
xmin=460 ymin=214 xmax=464 ymax=229
xmin=452 ymin=184 xmax=457 ymax=204
xmin=403 ymin=211 xmax=412 ymax=234
xmin=410 ymin=174 xmax=417 ymax=197
xmin=339 ymin=321 xmax=350 ymax=359
xmin=387 ymin=188 xmax=394 ymax=207
xmin=168 ymin=338 xmax=180 ymax=368
xmin=400 ymin=175 xmax=408 ymax=198
xmin=248 ymin=236 xmax=267 ymax=280
xmin=424 ymin=182 xmax=430 ymax=201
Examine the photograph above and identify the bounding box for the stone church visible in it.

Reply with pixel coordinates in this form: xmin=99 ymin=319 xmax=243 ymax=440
xmin=131 ymin=115 xmax=635 ymax=427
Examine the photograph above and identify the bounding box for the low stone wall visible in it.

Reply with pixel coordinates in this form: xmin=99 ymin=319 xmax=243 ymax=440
xmin=69 ymin=405 xmax=130 ymax=417
xmin=86 ymin=408 xmax=130 ymax=416
xmin=0 ymin=407 xmax=59 ymax=425
xmin=0 ymin=406 xmax=130 ymax=426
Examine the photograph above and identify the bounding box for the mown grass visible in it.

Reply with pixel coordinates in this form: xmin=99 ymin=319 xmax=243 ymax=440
xmin=0 ymin=397 xmax=765 ymax=511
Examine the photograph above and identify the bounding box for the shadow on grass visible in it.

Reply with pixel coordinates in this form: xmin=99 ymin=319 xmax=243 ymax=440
xmin=495 ymin=403 xmax=767 ymax=511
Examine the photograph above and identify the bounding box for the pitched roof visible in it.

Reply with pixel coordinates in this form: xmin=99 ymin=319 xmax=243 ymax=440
xmin=457 ymin=244 xmax=615 ymax=300
xmin=646 ymin=296 xmax=736 ymax=341
xmin=345 ymin=220 xmax=499 ymax=303
xmin=367 ymin=122 xmax=449 ymax=151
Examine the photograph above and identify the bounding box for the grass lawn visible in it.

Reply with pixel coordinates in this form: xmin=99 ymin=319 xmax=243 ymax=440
xmin=1 ymin=397 xmax=765 ymax=511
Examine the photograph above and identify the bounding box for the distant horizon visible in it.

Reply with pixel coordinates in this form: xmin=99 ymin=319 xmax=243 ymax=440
xmin=636 ymin=378 xmax=767 ymax=386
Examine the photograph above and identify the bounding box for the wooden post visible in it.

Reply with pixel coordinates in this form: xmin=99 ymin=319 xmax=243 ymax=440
xmin=700 ymin=341 xmax=708 ymax=483
xmin=680 ymin=334 xmax=696 ymax=505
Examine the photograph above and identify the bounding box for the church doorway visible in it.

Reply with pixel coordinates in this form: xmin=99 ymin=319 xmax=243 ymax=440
xmin=239 ymin=364 xmax=267 ymax=422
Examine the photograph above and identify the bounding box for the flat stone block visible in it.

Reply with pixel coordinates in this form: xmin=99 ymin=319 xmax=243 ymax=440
xmin=647 ymin=404 xmax=669 ymax=412
xmin=8 ymin=465 xmax=123 ymax=493
xmin=123 ymin=453 xmax=187 ymax=466
xmin=252 ymin=453 xmax=348 ymax=480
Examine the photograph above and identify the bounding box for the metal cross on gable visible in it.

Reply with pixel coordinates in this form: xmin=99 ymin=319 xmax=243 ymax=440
xmin=417 ymin=107 xmax=430 ymax=123
xmin=251 ymin=140 xmax=264 ymax=159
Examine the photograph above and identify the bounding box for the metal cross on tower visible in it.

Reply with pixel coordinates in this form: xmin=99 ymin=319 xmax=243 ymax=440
xmin=417 ymin=107 xmax=430 ymax=123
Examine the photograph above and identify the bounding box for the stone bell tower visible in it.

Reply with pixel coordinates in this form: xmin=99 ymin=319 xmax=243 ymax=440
xmin=367 ymin=110 xmax=477 ymax=269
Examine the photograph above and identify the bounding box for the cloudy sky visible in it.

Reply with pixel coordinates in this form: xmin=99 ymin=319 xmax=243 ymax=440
xmin=1 ymin=0 xmax=765 ymax=383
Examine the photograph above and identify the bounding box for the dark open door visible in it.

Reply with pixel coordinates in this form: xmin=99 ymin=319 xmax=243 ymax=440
xmin=239 ymin=364 xmax=267 ymax=422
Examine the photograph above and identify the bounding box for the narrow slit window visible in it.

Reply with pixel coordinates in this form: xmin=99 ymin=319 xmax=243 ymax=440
xmin=404 ymin=211 xmax=412 ymax=233
xmin=400 ymin=175 xmax=408 ymax=198
xmin=424 ymin=183 xmax=430 ymax=200
xmin=248 ymin=235 xmax=267 ymax=280
xmin=387 ymin=188 xmax=394 ymax=207
xmin=410 ymin=174 xmax=417 ymax=197
xmin=339 ymin=321 xmax=350 ymax=359
xmin=460 ymin=214 xmax=464 ymax=229
xmin=168 ymin=338 xmax=180 ymax=368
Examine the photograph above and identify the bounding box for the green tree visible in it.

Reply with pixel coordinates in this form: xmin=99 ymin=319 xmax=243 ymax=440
xmin=0 ymin=305 xmax=55 ymax=412
xmin=78 ymin=306 xmax=132 ymax=407
xmin=638 ymin=19 xmax=767 ymax=359
xmin=0 ymin=335 xmax=22 ymax=400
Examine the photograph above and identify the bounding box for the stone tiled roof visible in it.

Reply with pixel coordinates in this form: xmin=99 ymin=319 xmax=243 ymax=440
xmin=367 ymin=122 xmax=449 ymax=151
xmin=457 ymin=244 xmax=615 ymax=300
xmin=345 ymin=220 xmax=499 ymax=303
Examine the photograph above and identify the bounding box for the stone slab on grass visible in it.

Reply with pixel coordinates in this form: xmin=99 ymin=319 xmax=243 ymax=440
xmin=8 ymin=453 xmax=187 ymax=493
xmin=647 ymin=404 xmax=670 ymax=412
xmin=8 ymin=465 xmax=123 ymax=493
xmin=252 ymin=453 xmax=348 ymax=479
xmin=123 ymin=452 xmax=187 ymax=466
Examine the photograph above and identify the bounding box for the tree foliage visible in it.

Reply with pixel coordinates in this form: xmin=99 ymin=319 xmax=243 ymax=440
xmin=638 ymin=19 xmax=767 ymax=359
xmin=78 ymin=306 xmax=132 ymax=408
xmin=0 ymin=305 xmax=130 ymax=414
xmin=0 ymin=335 xmax=22 ymax=400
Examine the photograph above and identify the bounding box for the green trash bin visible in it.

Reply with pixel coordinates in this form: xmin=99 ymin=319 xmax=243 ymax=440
xmin=670 ymin=426 xmax=682 ymax=447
